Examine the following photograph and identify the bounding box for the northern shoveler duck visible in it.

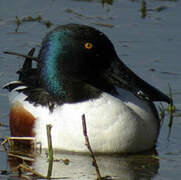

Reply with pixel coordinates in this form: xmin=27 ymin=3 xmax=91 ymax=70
xmin=4 ymin=24 xmax=170 ymax=153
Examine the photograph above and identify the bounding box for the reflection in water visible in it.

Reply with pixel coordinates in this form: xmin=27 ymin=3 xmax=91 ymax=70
xmin=7 ymin=150 xmax=159 ymax=180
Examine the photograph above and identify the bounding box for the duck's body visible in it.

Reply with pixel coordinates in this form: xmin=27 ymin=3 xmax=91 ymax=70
xmin=4 ymin=24 xmax=170 ymax=153
xmin=8 ymin=86 xmax=158 ymax=153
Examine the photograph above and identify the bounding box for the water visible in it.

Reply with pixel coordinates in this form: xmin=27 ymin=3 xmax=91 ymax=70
xmin=0 ymin=0 xmax=181 ymax=179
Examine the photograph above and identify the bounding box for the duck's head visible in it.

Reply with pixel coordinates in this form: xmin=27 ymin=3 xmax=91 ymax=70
xmin=38 ymin=24 xmax=170 ymax=104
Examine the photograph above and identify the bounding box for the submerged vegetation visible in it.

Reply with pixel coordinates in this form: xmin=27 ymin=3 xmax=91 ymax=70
xmin=15 ymin=15 xmax=52 ymax=32
xmin=167 ymin=84 xmax=176 ymax=138
xmin=158 ymin=84 xmax=176 ymax=139
xmin=140 ymin=0 xmax=169 ymax=18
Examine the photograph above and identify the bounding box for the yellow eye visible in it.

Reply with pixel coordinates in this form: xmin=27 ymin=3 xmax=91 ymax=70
xmin=84 ymin=42 xmax=93 ymax=50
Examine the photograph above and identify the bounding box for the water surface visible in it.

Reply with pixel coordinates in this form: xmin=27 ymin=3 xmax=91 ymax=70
xmin=0 ymin=0 xmax=181 ymax=179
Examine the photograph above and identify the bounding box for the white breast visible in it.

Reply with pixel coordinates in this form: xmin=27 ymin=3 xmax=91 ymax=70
xmin=9 ymin=89 xmax=159 ymax=153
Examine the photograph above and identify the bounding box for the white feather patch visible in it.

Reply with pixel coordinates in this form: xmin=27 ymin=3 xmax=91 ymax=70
xmin=8 ymin=89 xmax=159 ymax=153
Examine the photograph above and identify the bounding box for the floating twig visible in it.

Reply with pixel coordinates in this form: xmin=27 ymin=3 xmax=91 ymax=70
xmin=46 ymin=124 xmax=53 ymax=179
xmin=93 ymin=23 xmax=114 ymax=28
xmin=3 ymin=51 xmax=39 ymax=62
xmin=8 ymin=153 xmax=35 ymax=162
xmin=12 ymin=164 xmax=46 ymax=179
xmin=82 ymin=114 xmax=102 ymax=180
xmin=46 ymin=124 xmax=53 ymax=161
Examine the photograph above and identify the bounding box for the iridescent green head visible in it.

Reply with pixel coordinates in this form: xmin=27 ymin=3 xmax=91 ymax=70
xmin=38 ymin=24 xmax=117 ymax=103
xmin=38 ymin=24 xmax=170 ymax=104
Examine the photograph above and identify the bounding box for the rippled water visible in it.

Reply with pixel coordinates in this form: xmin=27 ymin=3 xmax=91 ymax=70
xmin=0 ymin=0 xmax=181 ymax=179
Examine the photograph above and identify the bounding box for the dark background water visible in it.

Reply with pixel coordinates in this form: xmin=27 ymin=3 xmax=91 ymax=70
xmin=0 ymin=0 xmax=181 ymax=179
